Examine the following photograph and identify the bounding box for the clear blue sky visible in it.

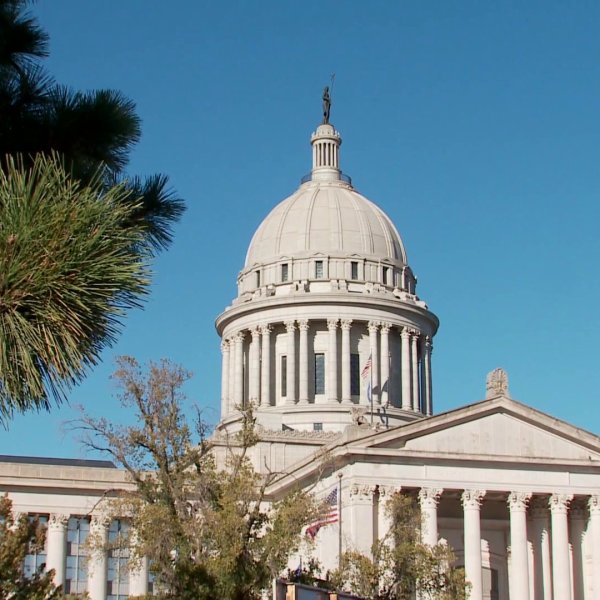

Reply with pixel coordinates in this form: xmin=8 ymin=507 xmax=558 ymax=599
xmin=3 ymin=0 xmax=600 ymax=458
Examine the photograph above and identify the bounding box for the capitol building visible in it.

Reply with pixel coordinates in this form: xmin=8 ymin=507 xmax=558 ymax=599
xmin=2 ymin=109 xmax=600 ymax=600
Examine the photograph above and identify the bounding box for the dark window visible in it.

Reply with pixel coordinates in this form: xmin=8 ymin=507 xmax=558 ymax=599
xmin=315 ymin=353 xmax=325 ymax=394
xmin=255 ymin=270 xmax=261 ymax=287
xmin=107 ymin=519 xmax=129 ymax=599
xmin=350 ymin=353 xmax=360 ymax=395
xmin=313 ymin=423 xmax=323 ymax=431
xmin=66 ymin=517 xmax=89 ymax=594
xmin=23 ymin=515 xmax=48 ymax=579
xmin=281 ymin=263 xmax=289 ymax=282
xmin=281 ymin=355 xmax=287 ymax=396
xmin=315 ymin=260 xmax=324 ymax=279
xmin=382 ymin=266 xmax=389 ymax=285
xmin=350 ymin=261 xmax=358 ymax=280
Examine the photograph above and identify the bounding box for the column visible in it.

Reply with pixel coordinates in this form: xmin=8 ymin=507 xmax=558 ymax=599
xmin=401 ymin=327 xmax=411 ymax=410
xmin=380 ymin=323 xmax=391 ymax=406
xmin=422 ymin=336 xmax=433 ymax=415
xmin=88 ymin=515 xmax=109 ymax=600
xmin=327 ymin=318 xmax=339 ymax=402
xmin=260 ymin=324 xmax=271 ymax=407
xmin=233 ymin=331 xmax=245 ymax=409
xmin=129 ymin=556 xmax=149 ymax=597
xmin=46 ymin=513 xmax=68 ymax=586
xmin=377 ymin=485 xmax=399 ymax=543
xmin=588 ymin=496 xmax=600 ymax=600
xmin=419 ymin=488 xmax=442 ymax=546
xmin=410 ymin=331 xmax=420 ymax=411
xmin=227 ymin=339 xmax=235 ymax=412
xmin=508 ymin=491 xmax=532 ymax=600
xmin=530 ymin=496 xmax=553 ymax=600
xmin=298 ymin=320 xmax=309 ymax=403
xmin=350 ymin=484 xmax=376 ymax=556
xmin=341 ymin=319 xmax=352 ymax=403
xmin=285 ymin=320 xmax=296 ymax=404
xmin=367 ymin=321 xmax=379 ymax=405
xmin=220 ymin=340 xmax=230 ymax=418
xmin=570 ymin=503 xmax=586 ymax=600
xmin=462 ymin=489 xmax=486 ymax=600
xmin=550 ymin=493 xmax=573 ymax=600
xmin=249 ymin=327 xmax=260 ymax=403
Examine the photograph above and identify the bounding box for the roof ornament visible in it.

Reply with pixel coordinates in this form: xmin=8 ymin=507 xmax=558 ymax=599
xmin=486 ymin=368 xmax=510 ymax=399
xmin=322 ymin=73 xmax=335 ymax=124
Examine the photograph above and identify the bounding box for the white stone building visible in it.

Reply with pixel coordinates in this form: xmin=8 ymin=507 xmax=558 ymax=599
xmin=2 ymin=114 xmax=600 ymax=600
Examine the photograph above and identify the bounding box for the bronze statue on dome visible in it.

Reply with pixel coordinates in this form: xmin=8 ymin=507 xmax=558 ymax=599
xmin=322 ymin=86 xmax=331 ymax=124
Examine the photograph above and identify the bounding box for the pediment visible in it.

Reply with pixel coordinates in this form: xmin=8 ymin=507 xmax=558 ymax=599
xmin=361 ymin=397 xmax=600 ymax=462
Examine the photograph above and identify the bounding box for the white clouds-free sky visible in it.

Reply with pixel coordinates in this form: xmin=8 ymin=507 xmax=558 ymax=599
xmin=3 ymin=0 xmax=600 ymax=458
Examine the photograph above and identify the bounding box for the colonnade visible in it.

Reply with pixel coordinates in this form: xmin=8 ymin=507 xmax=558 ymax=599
xmin=220 ymin=319 xmax=433 ymax=416
xmin=349 ymin=486 xmax=600 ymax=600
xmin=45 ymin=514 xmax=148 ymax=600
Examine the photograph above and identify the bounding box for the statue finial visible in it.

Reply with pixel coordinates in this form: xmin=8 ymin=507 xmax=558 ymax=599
xmin=486 ymin=368 xmax=510 ymax=399
xmin=322 ymin=85 xmax=331 ymax=124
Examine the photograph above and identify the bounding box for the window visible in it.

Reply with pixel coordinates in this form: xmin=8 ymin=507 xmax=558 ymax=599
xmin=255 ymin=270 xmax=261 ymax=287
xmin=281 ymin=263 xmax=289 ymax=282
xmin=23 ymin=515 xmax=48 ymax=579
xmin=350 ymin=353 xmax=360 ymax=396
xmin=314 ymin=353 xmax=325 ymax=394
xmin=382 ymin=266 xmax=389 ymax=285
xmin=281 ymin=355 xmax=287 ymax=396
xmin=313 ymin=423 xmax=323 ymax=431
xmin=350 ymin=261 xmax=358 ymax=280
xmin=66 ymin=517 xmax=89 ymax=595
xmin=107 ymin=519 xmax=129 ymax=600
xmin=315 ymin=260 xmax=324 ymax=279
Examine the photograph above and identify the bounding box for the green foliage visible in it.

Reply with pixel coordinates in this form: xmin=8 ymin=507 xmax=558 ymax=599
xmin=0 ymin=495 xmax=62 ymax=599
xmin=0 ymin=155 xmax=150 ymax=418
xmin=74 ymin=357 xmax=319 ymax=600
xmin=329 ymin=494 xmax=468 ymax=600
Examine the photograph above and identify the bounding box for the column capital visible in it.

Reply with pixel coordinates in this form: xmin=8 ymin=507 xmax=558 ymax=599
xmin=250 ymin=326 xmax=261 ymax=340
xmin=378 ymin=484 xmax=402 ymax=498
xmin=367 ymin=320 xmax=379 ymax=333
xmin=462 ymin=489 xmax=486 ymax=509
xmin=340 ymin=318 xmax=353 ymax=331
xmin=508 ymin=491 xmax=531 ymax=512
xmin=400 ymin=325 xmax=411 ymax=339
xmin=327 ymin=318 xmax=339 ymax=330
xmin=379 ymin=321 xmax=391 ymax=334
xmin=259 ymin=323 xmax=272 ymax=335
xmin=90 ymin=513 xmax=110 ymax=530
xmin=220 ymin=339 xmax=230 ymax=353
xmin=409 ymin=328 xmax=420 ymax=337
xmin=423 ymin=335 xmax=432 ymax=348
xmin=350 ymin=483 xmax=377 ymax=499
xmin=588 ymin=494 xmax=600 ymax=515
xmin=234 ymin=330 xmax=245 ymax=343
xmin=48 ymin=513 xmax=69 ymax=530
xmin=284 ymin=320 xmax=296 ymax=332
xmin=549 ymin=493 xmax=573 ymax=513
xmin=297 ymin=319 xmax=309 ymax=331
xmin=419 ymin=487 xmax=443 ymax=508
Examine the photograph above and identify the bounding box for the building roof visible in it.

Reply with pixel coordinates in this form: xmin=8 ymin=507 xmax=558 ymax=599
xmin=0 ymin=455 xmax=116 ymax=468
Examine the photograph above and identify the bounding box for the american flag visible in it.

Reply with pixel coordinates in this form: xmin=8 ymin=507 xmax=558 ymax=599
xmin=306 ymin=487 xmax=338 ymax=540
xmin=361 ymin=354 xmax=372 ymax=380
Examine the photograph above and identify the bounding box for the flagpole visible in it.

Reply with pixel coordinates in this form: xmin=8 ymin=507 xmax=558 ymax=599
xmin=337 ymin=471 xmax=343 ymax=571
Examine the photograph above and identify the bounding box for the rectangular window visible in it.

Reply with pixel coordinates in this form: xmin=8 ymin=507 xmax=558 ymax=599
xmin=66 ymin=517 xmax=89 ymax=595
xmin=350 ymin=353 xmax=360 ymax=396
xmin=255 ymin=270 xmax=261 ymax=287
xmin=315 ymin=260 xmax=324 ymax=279
xmin=382 ymin=266 xmax=389 ymax=285
xmin=313 ymin=422 xmax=323 ymax=431
xmin=281 ymin=263 xmax=289 ymax=282
xmin=107 ymin=519 xmax=129 ymax=600
xmin=23 ymin=515 xmax=48 ymax=579
xmin=314 ymin=353 xmax=325 ymax=394
xmin=350 ymin=261 xmax=358 ymax=280
xmin=281 ymin=355 xmax=287 ymax=396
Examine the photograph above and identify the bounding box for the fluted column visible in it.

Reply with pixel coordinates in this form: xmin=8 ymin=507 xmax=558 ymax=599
xmin=259 ymin=324 xmax=271 ymax=407
xmin=227 ymin=339 xmax=235 ymax=412
xmin=220 ymin=340 xmax=230 ymax=418
xmin=588 ymin=495 xmax=600 ymax=600
xmin=400 ymin=327 xmax=411 ymax=410
xmin=341 ymin=319 xmax=352 ymax=403
xmin=508 ymin=491 xmax=532 ymax=600
xmin=285 ymin=321 xmax=296 ymax=404
xmin=570 ymin=503 xmax=586 ymax=600
xmin=550 ymin=494 xmax=573 ymax=600
xmin=422 ymin=336 xmax=433 ymax=415
xmin=233 ymin=331 xmax=245 ymax=409
xmin=367 ymin=321 xmax=379 ymax=404
xmin=298 ymin=320 xmax=309 ymax=403
xmin=530 ymin=496 xmax=553 ymax=600
xmin=327 ymin=318 xmax=339 ymax=402
xmin=380 ymin=323 xmax=390 ymax=406
xmin=46 ymin=513 xmax=68 ymax=586
xmin=419 ymin=488 xmax=442 ymax=546
xmin=377 ymin=485 xmax=400 ymax=543
xmin=462 ymin=490 xmax=486 ymax=600
xmin=410 ymin=331 xmax=420 ymax=411
xmin=88 ymin=515 xmax=109 ymax=600
xmin=249 ymin=327 xmax=260 ymax=404
xmin=350 ymin=484 xmax=376 ymax=556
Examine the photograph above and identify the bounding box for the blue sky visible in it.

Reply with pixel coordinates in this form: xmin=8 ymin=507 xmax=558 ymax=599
xmin=3 ymin=0 xmax=600 ymax=458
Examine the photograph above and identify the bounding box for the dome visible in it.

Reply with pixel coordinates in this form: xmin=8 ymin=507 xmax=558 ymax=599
xmin=244 ymin=181 xmax=407 ymax=267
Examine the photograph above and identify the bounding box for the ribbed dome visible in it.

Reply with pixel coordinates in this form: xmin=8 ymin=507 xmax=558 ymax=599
xmin=245 ymin=180 xmax=407 ymax=267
